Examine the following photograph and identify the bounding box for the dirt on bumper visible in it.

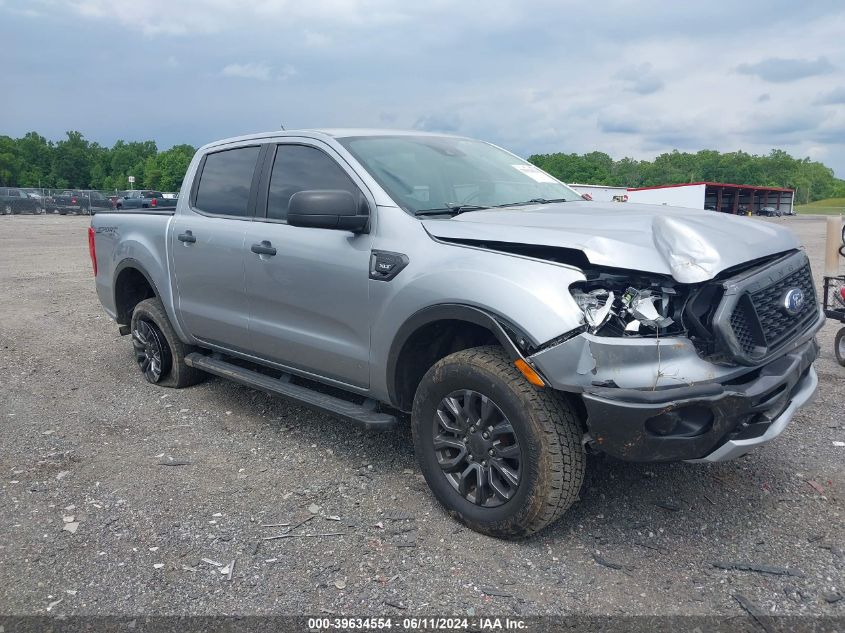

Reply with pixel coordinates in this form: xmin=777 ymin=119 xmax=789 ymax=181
xmin=580 ymin=339 xmax=819 ymax=462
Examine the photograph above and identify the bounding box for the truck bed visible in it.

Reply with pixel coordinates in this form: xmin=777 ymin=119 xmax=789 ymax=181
xmin=92 ymin=210 xmax=176 ymax=324
xmin=95 ymin=209 xmax=176 ymax=216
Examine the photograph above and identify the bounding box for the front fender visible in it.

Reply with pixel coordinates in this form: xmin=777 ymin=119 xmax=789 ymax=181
xmin=368 ymin=239 xmax=587 ymax=402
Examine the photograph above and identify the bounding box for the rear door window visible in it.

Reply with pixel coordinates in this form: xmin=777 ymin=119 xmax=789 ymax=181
xmin=194 ymin=146 xmax=261 ymax=217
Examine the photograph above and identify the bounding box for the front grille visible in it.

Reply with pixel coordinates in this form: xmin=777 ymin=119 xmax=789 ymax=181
xmin=729 ymin=302 xmax=758 ymax=355
xmin=715 ymin=252 xmax=819 ymax=365
xmin=748 ymin=263 xmax=816 ymax=349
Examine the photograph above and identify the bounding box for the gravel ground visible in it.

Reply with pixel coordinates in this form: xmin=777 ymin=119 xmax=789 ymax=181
xmin=0 ymin=213 xmax=842 ymax=618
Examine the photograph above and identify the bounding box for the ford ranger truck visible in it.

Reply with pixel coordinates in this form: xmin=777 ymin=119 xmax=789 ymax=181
xmin=90 ymin=130 xmax=824 ymax=538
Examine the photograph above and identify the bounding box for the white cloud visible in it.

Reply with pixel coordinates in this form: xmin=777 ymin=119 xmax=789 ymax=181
xmin=221 ymin=62 xmax=273 ymax=81
xmin=62 ymin=0 xmax=436 ymax=35
xmin=303 ymin=30 xmax=332 ymax=47
xmin=220 ymin=62 xmax=296 ymax=81
xmin=3 ymin=0 xmax=845 ymax=176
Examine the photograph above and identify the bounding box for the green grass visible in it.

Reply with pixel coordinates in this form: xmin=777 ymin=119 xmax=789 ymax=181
xmin=796 ymin=197 xmax=845 ymax=215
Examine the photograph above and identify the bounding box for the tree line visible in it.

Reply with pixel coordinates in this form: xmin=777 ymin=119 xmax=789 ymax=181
xmin=1 ymin=130 xmax=843 ymax=202
xmin=0 ymin=131 xmax=195 ymax=193
xmin=528 ymin=148 xmax=845 ymax=204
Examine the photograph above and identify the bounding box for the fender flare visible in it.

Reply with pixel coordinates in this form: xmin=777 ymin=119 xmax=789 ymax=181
xmin=385 ymin=303 xmax=532 ymax=408
xmin=113 ymin=258 xmax=163 ymax=324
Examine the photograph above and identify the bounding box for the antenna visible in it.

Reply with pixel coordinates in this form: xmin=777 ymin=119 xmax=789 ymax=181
xmin=280 ymin=124 xmax=286 ymax=131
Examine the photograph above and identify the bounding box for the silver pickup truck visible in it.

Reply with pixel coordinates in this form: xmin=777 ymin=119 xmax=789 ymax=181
xmin=90 ymin=129 xmax=824 ymax=538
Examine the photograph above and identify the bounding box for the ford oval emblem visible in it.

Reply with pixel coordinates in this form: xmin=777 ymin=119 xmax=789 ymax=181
xmin=781 ymin=288 xmax=805 ymax=316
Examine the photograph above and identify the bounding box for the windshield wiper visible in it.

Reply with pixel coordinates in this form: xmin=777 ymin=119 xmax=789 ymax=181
xmin=415 ymin=204 xmax=489 ymax=217
xmin=493 ymin=198 xmax=570 ymax=208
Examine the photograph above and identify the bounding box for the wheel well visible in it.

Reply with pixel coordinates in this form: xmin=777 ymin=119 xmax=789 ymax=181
xmin=114 ymin=267 xmax=156 ymax=325
xmin=392 ymin=319 xmax=499 ymax=411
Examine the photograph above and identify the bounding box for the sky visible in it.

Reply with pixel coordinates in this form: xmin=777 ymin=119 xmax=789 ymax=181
xmin=2 ymin=0 xmax=845 ymax=176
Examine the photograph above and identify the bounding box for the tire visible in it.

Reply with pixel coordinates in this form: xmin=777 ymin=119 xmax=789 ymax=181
xmin=836 ymin=327 xmax=845 ymax=368
xmin=3 ymin=204 xmax=10 ymax=215
xmin=411 ymin=346 xmax=586 ymax=538
xmin=130 ymin=298 xmax=206 ymax=388
xmin=841 ymin=225 xmax=845 ymax=259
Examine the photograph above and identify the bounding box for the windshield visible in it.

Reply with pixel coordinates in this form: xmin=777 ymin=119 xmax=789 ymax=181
xmin=338 ymin=135 xmax=582 ymax=215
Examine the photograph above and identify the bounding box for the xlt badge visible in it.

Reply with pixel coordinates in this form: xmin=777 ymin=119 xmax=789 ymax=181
xmin=370 ymin=250 xmax=409 ymax=281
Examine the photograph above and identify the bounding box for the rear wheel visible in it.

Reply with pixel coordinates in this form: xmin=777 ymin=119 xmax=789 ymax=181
xmin=3 ymin=204 xmax=10 ymax=215
xmin=130 ymin=298 xmax=206 ymax=388
xmin=412 ymin=346 xmax=586 ymax=538
xmin=835 ymin=327 xmax=845 ymax=367
xmin=132 ymin=318 xmax=172 ymax=383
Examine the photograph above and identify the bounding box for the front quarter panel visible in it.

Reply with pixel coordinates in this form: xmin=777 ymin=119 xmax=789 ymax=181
xmin=368 ymin=212 xmax=587 ymax=400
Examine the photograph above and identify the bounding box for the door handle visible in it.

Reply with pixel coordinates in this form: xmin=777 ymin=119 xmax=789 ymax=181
xmin=178 ymin=230 xmax=196 ymax=243
xmin=251 ymin=240 xmax=277 ymax=256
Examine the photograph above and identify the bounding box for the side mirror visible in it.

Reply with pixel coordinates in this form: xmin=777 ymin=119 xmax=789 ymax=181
xmin=287 ymin=190 xmax=368 ymax=232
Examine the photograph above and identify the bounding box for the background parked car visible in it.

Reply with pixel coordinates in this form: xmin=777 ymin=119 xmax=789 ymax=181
xmin=25 ymin=191 xmax=52 ymax=213
xmin=115 ymin=190 xmax=177 ymax=210
xmin=1 ymin=187 xmax=42 ymax=214
xmin=758 ymin=206 xmax=782 ymax=217
xmin=55 ymin=190 xmax=113 ymax=215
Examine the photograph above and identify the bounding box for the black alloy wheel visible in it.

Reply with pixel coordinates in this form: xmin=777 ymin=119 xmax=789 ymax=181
xmin=433 ymin=389 xmax=523 ymax=507
xmin=132 ymin=318 xmax=172 ymax=383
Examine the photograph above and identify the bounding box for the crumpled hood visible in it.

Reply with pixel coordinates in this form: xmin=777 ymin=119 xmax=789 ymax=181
xmin=421 ymin=201 xmax=800 ymax=283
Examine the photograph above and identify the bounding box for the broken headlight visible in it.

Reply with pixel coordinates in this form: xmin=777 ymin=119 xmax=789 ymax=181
xmin=571 ymin=283 xmax=682 ymax=336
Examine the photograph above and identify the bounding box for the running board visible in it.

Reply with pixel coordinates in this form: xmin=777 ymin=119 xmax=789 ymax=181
xmin=184 ymin=353 xmax=397 ymax=430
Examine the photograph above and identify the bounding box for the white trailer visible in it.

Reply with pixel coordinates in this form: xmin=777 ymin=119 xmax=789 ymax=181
xmin=626 ymin=182 xmax=795 ymax=215
xmin=567 ymin=183 xmax=629 ymax=202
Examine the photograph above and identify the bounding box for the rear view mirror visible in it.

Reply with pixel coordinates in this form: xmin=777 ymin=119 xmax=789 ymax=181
xmin=287 ymin=190 xmax=368 ymax=232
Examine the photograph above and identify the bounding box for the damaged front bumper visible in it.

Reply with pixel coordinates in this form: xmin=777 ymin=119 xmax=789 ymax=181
xmin=529 ymin=320 xmax=822 ymax=462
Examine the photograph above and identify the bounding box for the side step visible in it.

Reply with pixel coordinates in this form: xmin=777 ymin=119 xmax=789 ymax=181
xmin=184 ymin=353 xmax=397 ymax=430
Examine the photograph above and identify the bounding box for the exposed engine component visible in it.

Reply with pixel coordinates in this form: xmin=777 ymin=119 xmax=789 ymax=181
xmin=570 ymin=276 xmax=683 ymax=337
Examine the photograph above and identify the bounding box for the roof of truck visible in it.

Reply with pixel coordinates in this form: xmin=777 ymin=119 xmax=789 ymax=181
xmin=200 ymin=128 xmax=463 ymax=151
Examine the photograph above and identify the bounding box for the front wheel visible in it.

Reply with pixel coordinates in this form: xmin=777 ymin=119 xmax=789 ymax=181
xmin=412 ymin=346 xmax=586 ymax=539
xmin=3 ymin=204 xmax=11 ymax=215
xmin=836 ymin=327 xmax=845 ymax=367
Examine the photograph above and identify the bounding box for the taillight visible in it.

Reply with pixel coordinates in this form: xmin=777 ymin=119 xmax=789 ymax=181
xmin=87 ymin=226 xmax=97 ymax=276
xmin=151 ymin=198 xmax=157 ymax=207
xmin=71 ymin=196 xmax=77 ymax=204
